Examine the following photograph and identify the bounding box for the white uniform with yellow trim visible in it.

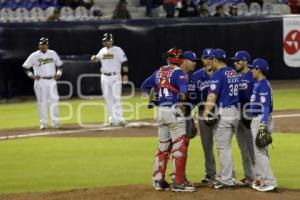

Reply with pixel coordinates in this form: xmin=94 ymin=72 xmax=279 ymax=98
xmin=23 ymin=49 xmax=63 ymax=128
xmin=95 ymin=46 xmax=127 ymax=125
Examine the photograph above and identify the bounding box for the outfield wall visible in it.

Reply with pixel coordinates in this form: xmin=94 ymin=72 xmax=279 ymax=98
xmin=0 ymin=16 xmax=300 ymax=98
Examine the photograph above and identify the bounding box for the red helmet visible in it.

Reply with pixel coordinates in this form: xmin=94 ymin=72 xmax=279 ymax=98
xmin=166 ymin=47 xmax=183 ymax=65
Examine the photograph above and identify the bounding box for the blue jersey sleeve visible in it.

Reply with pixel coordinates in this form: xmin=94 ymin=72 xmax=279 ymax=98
xmin=258 ymin=83 xmax=272 ymax=124
xmin=208 ymin=72 xmax=222 ymax=96
xmin=141 ymin=71 xmax=156 ymax=93
xmin=176 ymin=70 xmax=188 ymax=94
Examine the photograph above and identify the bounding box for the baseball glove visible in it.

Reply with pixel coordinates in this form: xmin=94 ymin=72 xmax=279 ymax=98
xmin=255 ymin=124 xmax=272 ymax=148
xmin=203 ymin=109 xmax=219 ymax=127
xmin=186 ymin=118 xmax=197 ymax=139
xmin=147 ymin=88 xmax=158 ymax=109
xmin=241 ymin=117 xmax=252 ymax=129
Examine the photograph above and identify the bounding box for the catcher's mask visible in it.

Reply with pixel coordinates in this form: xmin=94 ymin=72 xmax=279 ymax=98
xmin=166 ymin=47 xmax=183 ymax=65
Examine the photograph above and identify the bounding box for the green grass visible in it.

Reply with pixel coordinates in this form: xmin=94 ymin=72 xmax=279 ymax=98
xmin=273 ymin=88 xmax=300 ymax=110
xmin=0 ymin=133 xmax=299 ymax=194
xmin=0 ymin=88 xmax=300 ymax=130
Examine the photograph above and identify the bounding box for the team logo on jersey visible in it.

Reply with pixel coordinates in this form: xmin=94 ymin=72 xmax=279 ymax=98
xmin=239 ymin=82 xmax=248 ymax=90
xmin=210 ymin=84 xmax=216 ymax=91
xmin=260 ymin=96 xmax=266 ymax=103
xmin=103 ymin=53 xmax=114 ymax=59
xmin=225 ymin=70 xmax=238 ymax=77
xmin=38 ymin=58 xmax=54 ymax=66
xmin=250 ymin=94 xmax=256 ymax=102
xmin=188 ymin=84 xmax=196 ymax=91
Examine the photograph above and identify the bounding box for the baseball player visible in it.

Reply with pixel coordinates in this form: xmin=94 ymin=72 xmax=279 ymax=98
xmin=192 ymin=48 xmax=217 ymax=186
xmin=91 ymin=33 xmax=128 ymax=126
xmin=181 ymin=51 xmax=199 ymax=140
xmin=203 ymin=48 xmax=240 ymax=189
xmin=141 ymin=48 xmax=195 ymax=192
xmin=249 ymin=58 xmax=277 ymax=192
xmin=23 ymin=37 xmax=63 ymax=130
xmin=231 ymin=51 xmax=255 ymax=186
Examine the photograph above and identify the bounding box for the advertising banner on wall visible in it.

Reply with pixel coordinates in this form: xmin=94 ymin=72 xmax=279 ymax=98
xmin=283 ymin=15 xmax=300 ymax=68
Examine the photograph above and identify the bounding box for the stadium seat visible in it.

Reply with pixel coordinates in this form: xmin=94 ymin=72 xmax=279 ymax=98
xmin=248 ymin=2 xmax=262 ymax=15
xmin=75 ymin=6 xmax=90 ymax=21
xmin=236 ymin=2 xmax=248 ymax=16
xmin=30 ymin=6 xmax=45 ymax=22
xmin=44 ymin=6 xmax=55 ymax=18
xmin=223 ymin=2 xmax=233 ymax=15
xmin=15 ymin=7 xmax=31 ymax=22
xmin=277 ymin=3 xmax=291 ymax=14
xmin=262 ymin=2 xmax=272 ymax=15
xmin=60 ymin=6 xmax=74 ymax=21
xmin=151 ymin=5 xmax=165 ymax=18
xmin=90 ymin=5 xmax=103 ymax=20
xmin=207 ymin=4 xmax=217 ymax=16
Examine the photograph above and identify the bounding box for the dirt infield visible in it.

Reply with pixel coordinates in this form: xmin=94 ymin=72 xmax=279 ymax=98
xmin=1 ymin=185 xmax=300 ymax=200
xmin=0 ymin=109 xmax=299 ymax=138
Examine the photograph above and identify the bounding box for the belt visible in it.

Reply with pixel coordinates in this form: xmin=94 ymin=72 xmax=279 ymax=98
xmin=221 ymin=105 xmax=237 ymax=108
xmin=102 ymin=72 xmax=118 ymax=76
xmin=40 ymin=76 xmax=53 ymax=80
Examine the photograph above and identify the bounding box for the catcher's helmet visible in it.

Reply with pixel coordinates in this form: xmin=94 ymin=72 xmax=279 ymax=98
xmin=39 ymin=37 xmax=49 ymax=45
xmin=166 ymin=47 xmax=183 ymax=65
xmin=102 ymin=33 xmax=113 ymax=41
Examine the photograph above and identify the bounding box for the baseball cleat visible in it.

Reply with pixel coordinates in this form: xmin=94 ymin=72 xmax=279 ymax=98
xmin=40 ymin=125 xmax=47 ymax=130
xmin=214 ymin=181 xmax=234 ymax=189
xmin=251 ymin=180 xmax=261 ymax=190
xmin=152 ymin=179 xmax=170 ymax=191
xmin=238 ymin=178 xmax=253 ymax=187
xmin=171 ymin=182 xmax=196 ymax=192
xmin=255 ymin=184 xmax=276 ymax=192
xmin=52 ymin=123 xmax=61 ymax=129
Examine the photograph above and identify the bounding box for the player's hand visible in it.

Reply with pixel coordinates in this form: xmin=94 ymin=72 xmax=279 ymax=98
xmin=31 ymin=75 xmax=40 ymax=80
xmin=91 ymin=55 xmax=98 ymax=63
xmin=54 ymin=75 xmax=61 ymax=80
xmin=122 ymin=75 xmax=129 ymax=84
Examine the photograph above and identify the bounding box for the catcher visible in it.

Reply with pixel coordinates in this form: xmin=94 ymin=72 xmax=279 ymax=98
xmin=141 ymin=47 xmax=195 ymax=192
xmin=249 ymin=58 xmax=277 ymax=192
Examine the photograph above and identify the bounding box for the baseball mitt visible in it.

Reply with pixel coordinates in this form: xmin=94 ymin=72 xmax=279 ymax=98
xmin=204 ymin=112 xmax=219 ymax=127
xmin=186 ymin=118 xmax=197 ymax=139
xmin=255 ymin=124 xmax=272 ymax=148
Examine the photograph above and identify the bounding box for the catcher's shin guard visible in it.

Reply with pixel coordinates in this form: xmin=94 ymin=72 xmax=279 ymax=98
xmin=153 ymin=139 xmax=172 ymax=180
xmin=172 ymin=134 xmax=189 ymax=184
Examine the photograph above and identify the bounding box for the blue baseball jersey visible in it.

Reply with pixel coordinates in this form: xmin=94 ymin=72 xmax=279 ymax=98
xmin=192 ymin=68 xmax=211 ymax=110
xmin=208 ymin=66 xmax=240 ymax=107
xmin=187 ymin=73 xmax=197 ymax=105
xmin=141 ymin=65 xmax=188 ymax=106
xmin=250 ymin=79 xmax=273 ymax=124
xmin=238 ymin=70 xmax=256 ymax=106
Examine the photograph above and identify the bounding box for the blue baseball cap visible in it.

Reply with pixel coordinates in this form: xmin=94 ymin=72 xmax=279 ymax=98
xmin=231 ymin=51 xmax=251 ymax=62
xmin=183 ymin=51 xmax=199 ymax=61
xmin=201 ymin=48 xmax=213 ymax=58
xmin=249 ymin=58 xmax=269 ymax=72
xmin=207 ymin=48 xmax=227 ymax=59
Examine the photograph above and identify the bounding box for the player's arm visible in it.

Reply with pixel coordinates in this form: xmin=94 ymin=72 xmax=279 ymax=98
xmin=176 ymin=71 xmax=188 ymax=101
xmin=118 ymin=48 xmax=129 ymax=83
xmin=91 ymin=50 xmax=101 ymax=63
xmin=141 ymin=73 xmax=156 ymax=93
xmin=122 ymin=61 xmax=129 ymax=83
xmin=203 ymin=93 xmax=217 ymax=117
xmin=141 ymin=73 xmax=158 ymax=108
xmin=54 ymin=52 xmax=63 ymax=80
xmin=22 ymin=54 xmax=40 ymax=80
xmin=203 ymin=76 xmax=221 ymax=118
xmin=259 ymin=86 xmax=272 ymax=125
